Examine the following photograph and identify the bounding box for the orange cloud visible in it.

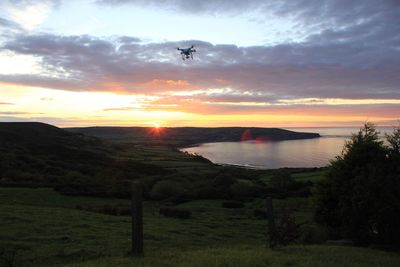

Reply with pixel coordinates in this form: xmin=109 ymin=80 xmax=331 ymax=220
xmin=142 ymin=79 xmax=194 ymax=90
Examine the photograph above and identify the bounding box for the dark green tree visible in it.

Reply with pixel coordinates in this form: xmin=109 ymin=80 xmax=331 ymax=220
xmin=314 ymin=123 xmax=400 ymax=246
xmin=269 ymin=171 xmax=294 ymax=190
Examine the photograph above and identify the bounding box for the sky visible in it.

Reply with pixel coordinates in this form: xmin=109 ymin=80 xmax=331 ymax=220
xmin=0 ymin=0 xmax=399 ymax=128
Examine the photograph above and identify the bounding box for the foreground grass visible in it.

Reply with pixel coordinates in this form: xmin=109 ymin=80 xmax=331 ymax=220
xmin=1 ymin=187 xmax=399 ymax=266
xmin=0 ymin=188 xmax=265 ymax=266
xmin=64 ymin=245 xmax=400 ymax=267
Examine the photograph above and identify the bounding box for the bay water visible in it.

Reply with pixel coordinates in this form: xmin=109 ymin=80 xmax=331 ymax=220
xmin=180 ymin=127 xmax=395 ymax=169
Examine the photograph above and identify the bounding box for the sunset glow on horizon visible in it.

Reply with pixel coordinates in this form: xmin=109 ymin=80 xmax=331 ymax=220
xmin=1 ymin=0 xmax=399 ymax=128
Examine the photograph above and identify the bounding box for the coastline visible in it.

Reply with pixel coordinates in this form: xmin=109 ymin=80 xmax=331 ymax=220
xmin=179 ymin=136 xmax=343 ymax=169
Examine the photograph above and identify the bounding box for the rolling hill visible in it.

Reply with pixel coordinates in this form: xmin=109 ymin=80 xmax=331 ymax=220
xmin=66 ymin=126 xmax=320 ymax=147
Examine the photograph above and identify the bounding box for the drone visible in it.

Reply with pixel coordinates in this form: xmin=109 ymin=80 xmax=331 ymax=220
xmin=177 ymin=45 xmax=196 ymax=60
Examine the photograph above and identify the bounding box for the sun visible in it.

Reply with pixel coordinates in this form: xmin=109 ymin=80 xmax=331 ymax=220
xmin=149 ymin=122 xmax=164 ymax=137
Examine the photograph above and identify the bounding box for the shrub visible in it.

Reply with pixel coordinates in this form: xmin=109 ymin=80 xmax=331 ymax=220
xmin=189 ymin=181 xmax=219 ymax=199
xmin=269 ymin=171 xmax=294 ymax=189
xmin=268 ymin=209 xmax=300 ymax=247
xmin=266 ymin=171 xmax=312 ymax=199
xmin=230 ymin=182 xmax=260 ymax=199
xmin=299 ymin=225 xmax=329 ymax=244
xmin=290 ymin=186 xmax=311 ymax=198
xmin=314 ymin=124 xmax=400 ymax=247
xmin=150 ymin=180 xmax=184 ymax=200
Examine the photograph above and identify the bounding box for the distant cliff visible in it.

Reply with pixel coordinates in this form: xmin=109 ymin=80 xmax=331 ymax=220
xmin=66 ymin=126 xmax=320 ymax=147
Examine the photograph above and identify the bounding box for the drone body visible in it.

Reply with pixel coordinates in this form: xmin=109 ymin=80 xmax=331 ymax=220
xmin=177 ymin=45 xmax=196 ymax=60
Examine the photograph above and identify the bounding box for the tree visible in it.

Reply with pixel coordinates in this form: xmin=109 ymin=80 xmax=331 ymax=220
xmin=314 ymin=123 xmax=400 ymax=247
xmin=269 ymin=171 xmax=294 ymax=190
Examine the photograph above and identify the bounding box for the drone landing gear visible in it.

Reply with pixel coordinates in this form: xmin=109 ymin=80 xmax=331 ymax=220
xmin=180 ymin=52 xmax=193 ymax=60
xmin=177 ymin=45 xmax=196 ymax=61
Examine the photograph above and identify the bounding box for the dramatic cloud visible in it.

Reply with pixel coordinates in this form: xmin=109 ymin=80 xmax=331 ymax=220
xmin=0 ymin=0 xmax=399 ymax=126
xmin=96 ymin=0 xmax=400 ymax=40
xmin=1 ymin=32 xmax=399 ymax=102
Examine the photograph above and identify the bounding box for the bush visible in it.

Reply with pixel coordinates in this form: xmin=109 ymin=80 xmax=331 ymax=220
xmin=189 ymin=181 xmax=219 ymax=199
xmin=269 ymin=171 xmax=294 ymax=189
xmin=314 ymin=124 xmax=400 ymax=247
xmin=290 ymin=186 xmax=311 ymax=198
xmin=267 ymin=171 xmax=313 ymax=199
xmin=150 ymin=180 xmax=184 ymax=200
xmin=230 ymin=182 xmax=261 ymax=199
xmin=299 ymin=225 xmax=329 ymax=244
xmin=268 ymin=209 xmax=300 ymax=247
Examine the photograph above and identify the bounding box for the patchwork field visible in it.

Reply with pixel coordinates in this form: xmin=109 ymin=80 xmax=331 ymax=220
xmin=1 ymin=176 xmax=399 ymax=266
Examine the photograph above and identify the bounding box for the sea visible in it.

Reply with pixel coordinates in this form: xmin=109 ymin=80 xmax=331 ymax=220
xmin=180 ymin=127 xmax=396 ymax=169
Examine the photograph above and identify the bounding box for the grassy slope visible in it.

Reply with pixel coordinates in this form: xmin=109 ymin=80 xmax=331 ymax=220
xmin=0 ymin=122 xmax=322 ymax=201
xmin=1 ymin=123 xmax=399 ymax=266
xmin=65 ymin=246 xmax=400 ymax=267
xmin=0 ymin=122 xmax=219 ymax=197
xmin=1 ymin=180 xmax=399 ymax=266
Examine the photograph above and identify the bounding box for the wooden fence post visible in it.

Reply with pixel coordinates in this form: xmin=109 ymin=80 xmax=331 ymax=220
xmin=131 ymin=181 xmax=143 ymax=255
xmin=266 ymin=197 xmax=277 ymax=249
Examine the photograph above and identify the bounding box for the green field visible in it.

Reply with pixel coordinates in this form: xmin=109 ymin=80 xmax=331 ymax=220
xmin=1 ymin=123 xmax=399 ymax=266
xmin=1 ymin=186 xmax=399 ymax=267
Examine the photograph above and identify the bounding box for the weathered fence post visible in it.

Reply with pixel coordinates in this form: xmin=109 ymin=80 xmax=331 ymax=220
xmin=266 ymin=197 xmax=277 ymax=249
xmin=131 ymin=181 xmax=143 ymax=255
